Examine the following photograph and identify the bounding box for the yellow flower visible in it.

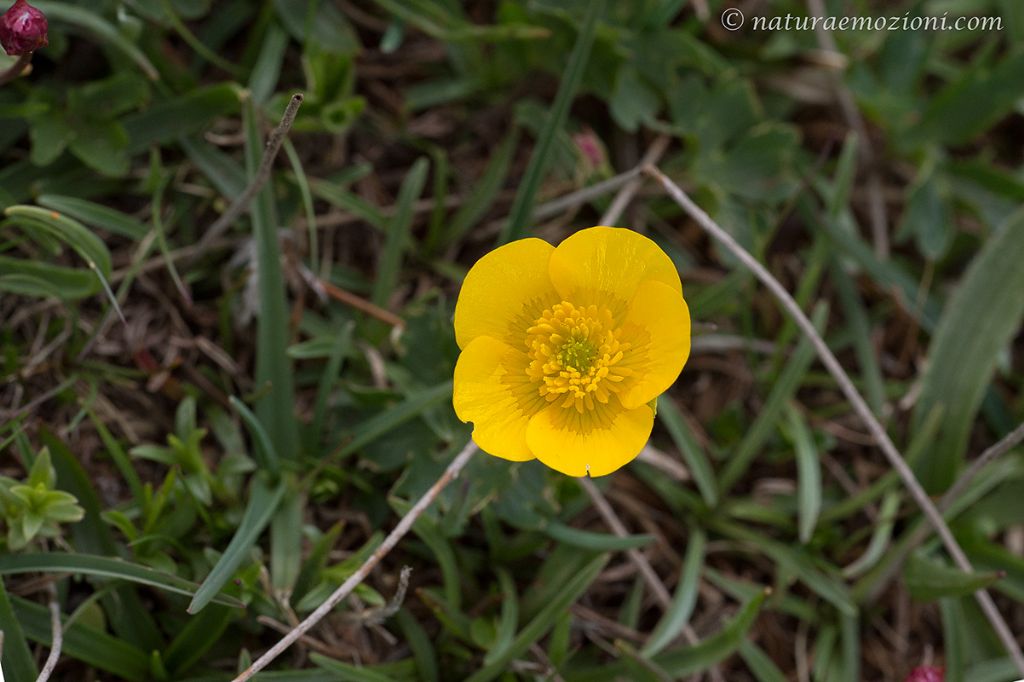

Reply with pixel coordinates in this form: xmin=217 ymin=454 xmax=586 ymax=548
xmin=453 ymin=227 xmax=691 ymax=477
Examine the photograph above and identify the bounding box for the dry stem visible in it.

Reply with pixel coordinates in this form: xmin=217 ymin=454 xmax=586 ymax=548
xmin=644 ymin=164 xmax=1024 ymax=674
xmin=197 ymin=93 xmax=304 ymax=251
xmin=233 ymin=440 xmax=478 ymax=680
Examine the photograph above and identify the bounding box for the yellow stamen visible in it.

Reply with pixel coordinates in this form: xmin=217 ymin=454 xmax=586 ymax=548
xmin=525 ymin=301 xmax=630 ymax=413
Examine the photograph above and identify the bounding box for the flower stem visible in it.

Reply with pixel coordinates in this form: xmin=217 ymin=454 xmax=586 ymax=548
xmin=0 ymin=53 xmax=32 ymax=86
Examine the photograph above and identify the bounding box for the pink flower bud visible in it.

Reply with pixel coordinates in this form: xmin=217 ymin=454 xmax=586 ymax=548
xmin=905 ymin=666 xmax=944 ymax=682
xmin=0 ymin=0 xmax=48 ymax=56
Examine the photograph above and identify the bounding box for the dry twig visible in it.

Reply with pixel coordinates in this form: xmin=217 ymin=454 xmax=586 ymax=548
xmin=233 ymin=441 xmax=478 ymax=681
xmin=197 ymin=93 xmax=304 ymax=251
xmin=645 ymin=164 xmax=1024 ymax=674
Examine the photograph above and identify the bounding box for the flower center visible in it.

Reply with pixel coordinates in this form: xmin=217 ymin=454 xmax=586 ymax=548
xmin=525 ymin=301 xmax=631 ymax=413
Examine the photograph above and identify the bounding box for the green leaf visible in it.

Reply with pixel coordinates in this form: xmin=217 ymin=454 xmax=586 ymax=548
xmin=499 ymin=0 xmax=603 ymax=243
xmin=899 ymin=160 xmax=953 ymax=260
xmin=124 ymin=84 xmax=242 ymax=153
xmin=69 ymin=118 xmax=131 ymax=177
xmin=913 ymin=208 xmax=1024 ymax=491
xmin=33 ymin=2 xmax=160 ymax=80
xmin=0 ymin=553 xmax=243 ymax=607
xmin=29 ymin=110 xmax=72 ymax=165
xmin=904 ymin=553 xmax=1002 ymax=601
xmin=908 ymin=52 xmax=1024 ymax=147
xmin=188 ymin=475 xmax=286 ymax=613
xmin=610 ymin=64 xmax=659 ymax=132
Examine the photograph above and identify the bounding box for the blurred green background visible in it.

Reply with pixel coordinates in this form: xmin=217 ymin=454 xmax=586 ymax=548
xmin=1 ymin=0 xmax=1023 ymax=679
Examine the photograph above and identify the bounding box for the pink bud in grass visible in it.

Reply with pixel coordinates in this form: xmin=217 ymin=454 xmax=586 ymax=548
xmin=905 ymin=666 xmax=944 ymax=682
xmin=0 ymin=0 xmax=48 ymax=56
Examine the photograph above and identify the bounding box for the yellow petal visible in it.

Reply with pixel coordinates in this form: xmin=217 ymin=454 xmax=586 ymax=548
xmin=525 ymin=398 xmax=653 ymax=477
xmin=454 ymin=238 xmax=560 ymax=350
xmin=549 ymin=227 xmax=682 ymax=310
xmin=453 ymin=335 xmax=546 ymax=462
xmin=615 ymin=279 xmax=691 ymax=410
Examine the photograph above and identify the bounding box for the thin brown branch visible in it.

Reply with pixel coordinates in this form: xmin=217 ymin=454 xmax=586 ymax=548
xmin=644 ymin=164 xmax=1024 ymax=674
xmin=233 ymin=440 xmax=478 ymax=681
xmin=580 ymin=478 xmax=718 ymax=682
xmin=197 ymin=93 xmax=304 ymax=250
xmin=867 ymin=420 xmax=1024 ymax=599
xmin=600 ymin=135 xmax=671 ymax=226
xmin=317 ymin=278 xmax=405 ymax=328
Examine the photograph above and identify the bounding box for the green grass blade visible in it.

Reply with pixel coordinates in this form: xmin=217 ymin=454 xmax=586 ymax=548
xmin=0 ymin=553 xmax=243 ymax=607
xmin=642 ymin=526 xmax=705 ymax=657
xmin=483 ymin=568 xmax=519 ymax=666
xmin=498 ymin=0 xmax=603 ymax=243
xmin=188 ymin=475 xmax=287 ymax=613
xmin=245 ymin=98 xmax=300 ymax=462
xmin=4 ymin=205 xmax=112 ymax=276
xmin=543 ymin=521 xmax=654 ymax=551
xmin=338 ymin=381 xmax=453 ymax=458
xmin=465 ymin=553 xmax=608 ymax=682
xmin=164 ymin=604 xmax=235 ymax=676
xmin=785 ymin=404 xmax=822 ymax=545
xmin=739 ymin=640 xmax=787 ymax=682
xmin=0 ymin=578 xmax=38 ymax=681
xmin=284 ymin=138 xmax=318 ymax=269
xmin=719 ymin=304 xmax=826 ymax=493
xmin=657 ymin=395 xmax=718 ymax=507
xmin=830 ymin=262 xmax=886 ymax=416
xmin=37 ymin=194 xmax=148 ymax=239
xmin=230 ymin=395 xmax=281 ymax=474
xmin=912 ymin=208 xmax=1024 ymax=491
xmin=372 ymin=157 xmax=429 ymax=307
xmin=12 ymin=595 xmax=151 ymax=681
xmin=395 ymin=608 xmax=439 ymax=682
xmin=842 ymin=492 xmax=900 ymax=579
xmin=444 ymin=129 xmax=518 ymax=248
xmin=941 ymin=597 xmax=968 ymax=682
xmin=271 ymin=476 xmax=305 ymax=595
xmin=653 ymin=589 xmax=769 ymax=676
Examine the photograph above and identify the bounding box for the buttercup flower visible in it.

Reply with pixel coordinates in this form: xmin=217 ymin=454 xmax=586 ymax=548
xmin=453 ymin=227 xmax=691 ymax=476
